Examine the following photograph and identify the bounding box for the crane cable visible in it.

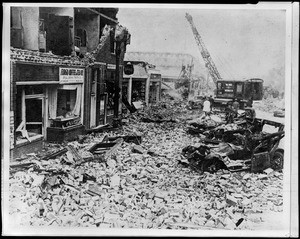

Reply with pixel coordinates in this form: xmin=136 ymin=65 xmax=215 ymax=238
xmin=218 ymin=53 xmax=237 ymax=80
xmin=214 ymin=54 xmax=235 ymax=79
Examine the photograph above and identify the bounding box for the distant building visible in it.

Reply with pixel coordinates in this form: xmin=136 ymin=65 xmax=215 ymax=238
xmin=122 ymin=61 xmax=162 ymax=106
xmin=124 ymin=51 xmax=206 ymax=86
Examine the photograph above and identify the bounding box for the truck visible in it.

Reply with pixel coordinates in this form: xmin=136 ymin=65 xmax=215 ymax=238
xmin=213 ymin=78 xmax=264 ymax=110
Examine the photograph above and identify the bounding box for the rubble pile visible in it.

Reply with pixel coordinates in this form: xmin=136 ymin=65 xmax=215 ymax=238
xmin=253 ymin=98 xmax=285 ymax=114
xmin=9 ymin=100 xmax=284 ymax=230
xmin=127 ymin=99 xmax=188 ymax=124
xmin=10 ymin=47 xmax=95 ymax=66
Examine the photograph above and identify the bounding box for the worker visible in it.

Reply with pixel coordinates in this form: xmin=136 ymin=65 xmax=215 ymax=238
xmin=247 ymin=97 xmax=253 ymax=107
xmin=225 ymin=103 xmax=234 ymax=123
xmin=202 ymin=97 xmax=211 ymax=117
xmin=232 ymin=99 xmax=239 ymax=117
xmin=208 ymin=95 xmax=214 ymax=111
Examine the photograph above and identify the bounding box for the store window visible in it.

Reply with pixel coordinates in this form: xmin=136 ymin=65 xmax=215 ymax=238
xmin=76 ymin=29 xmax=87 ymax=47
xmin=132 ymin=81 xmax=146 ymax=102
xmin=56 ymin=86 xmax=81 ymax=118
xmin=15 ymin=85 xmax=45 ymax=143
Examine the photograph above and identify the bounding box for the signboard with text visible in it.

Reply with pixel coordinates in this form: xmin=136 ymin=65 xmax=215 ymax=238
xmin=59 ymin=67 xmax=84 ymax=84
xmin=107 ymin=64 xmax=116 ymax=70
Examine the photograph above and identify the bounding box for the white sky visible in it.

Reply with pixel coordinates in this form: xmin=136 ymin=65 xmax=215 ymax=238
xmin=117 ymin=7 xmax=286 ymax=84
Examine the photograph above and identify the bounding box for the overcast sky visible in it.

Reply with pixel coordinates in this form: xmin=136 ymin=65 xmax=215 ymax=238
xmin=117 ymin=6 xmax=286 ymax=85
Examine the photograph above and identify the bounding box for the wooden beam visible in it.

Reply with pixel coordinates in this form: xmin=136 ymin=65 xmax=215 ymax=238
xmin=78 ymin=8 xmax=119 ymax=24
xmin=99 ymin=13 xmax=119 ymax=24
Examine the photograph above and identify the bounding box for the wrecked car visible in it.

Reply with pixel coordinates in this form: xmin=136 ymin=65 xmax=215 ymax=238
xmin=183 ymin=117 xmax=285 ymax=174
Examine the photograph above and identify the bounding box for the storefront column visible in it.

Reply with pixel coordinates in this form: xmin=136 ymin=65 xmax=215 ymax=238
xmin=128 ymin=76 xmax=132 ymax=104
xmin=145 ymin=76 xmax=150 ymax=106
xmin=156 ymin=83 xmax=160 ymax=103
xmin=44 ymin=87 xmax=49 ymax=138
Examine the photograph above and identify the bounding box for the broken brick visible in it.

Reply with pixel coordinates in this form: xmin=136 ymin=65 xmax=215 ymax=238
xmin=132 ymin=145 xmax=145 ymax=154
xmin=226 ymin=195 xmax=238 ymax=206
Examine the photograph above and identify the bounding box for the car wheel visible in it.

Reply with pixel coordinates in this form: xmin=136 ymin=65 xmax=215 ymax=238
xmin=271 ymin=150 xmax=284 ymax=171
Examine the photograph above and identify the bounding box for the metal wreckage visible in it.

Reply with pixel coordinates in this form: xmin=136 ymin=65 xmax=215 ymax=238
xmin=180 ymin=108 xmax=285 ymax=174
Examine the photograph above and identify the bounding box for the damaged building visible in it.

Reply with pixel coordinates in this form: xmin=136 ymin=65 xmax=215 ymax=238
xmin=10 ymin=7 xmax=130 ymax=158
xmin=122 ymin=61 xmax=162 ymax=107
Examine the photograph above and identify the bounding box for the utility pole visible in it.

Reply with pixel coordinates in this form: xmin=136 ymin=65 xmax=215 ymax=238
xmin=112 ymin=25 xmax=130 ymax=128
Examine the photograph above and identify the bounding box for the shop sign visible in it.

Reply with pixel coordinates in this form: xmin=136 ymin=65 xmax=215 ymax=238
xmin=59 ymin=67 xmax=84 ymax=84
xmin=124 ymin=62 xmax=134 ymax=75
xmin=107 ymin=64 xmax=116 ymax=70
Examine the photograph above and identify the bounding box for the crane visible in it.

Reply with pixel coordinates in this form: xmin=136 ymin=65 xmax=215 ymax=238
xmin=185 ymin=13 xmax=222 ymax=85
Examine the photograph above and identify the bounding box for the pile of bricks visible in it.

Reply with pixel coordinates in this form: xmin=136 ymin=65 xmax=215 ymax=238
xmin=10 ymin=47 xmax=93 ymax=67
xmin=8 ymin=100 xmax=284 ymax=230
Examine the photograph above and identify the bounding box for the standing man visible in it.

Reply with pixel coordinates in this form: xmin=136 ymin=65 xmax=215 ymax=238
xmin=247 ymin=96 xmax=253 ymax=108
xmin=208 ymin=95 xmax=214 ymax=111
xmin=202 ymin=97 xmax=211 ymax=118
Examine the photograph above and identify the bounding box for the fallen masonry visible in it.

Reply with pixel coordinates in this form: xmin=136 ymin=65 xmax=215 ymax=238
xmin=8 ymin=98 xmax=285 ymax=230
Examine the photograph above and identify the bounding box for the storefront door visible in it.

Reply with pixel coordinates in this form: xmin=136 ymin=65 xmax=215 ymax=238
xmin=15 ymin=85 xmax=46 ymax=144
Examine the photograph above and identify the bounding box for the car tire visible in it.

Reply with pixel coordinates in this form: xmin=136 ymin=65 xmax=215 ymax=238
xmin=271 ymin=150 xmax=284 ymax=171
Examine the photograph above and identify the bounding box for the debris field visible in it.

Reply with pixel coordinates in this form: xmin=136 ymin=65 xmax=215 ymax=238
xmin=9 ymin=99 xmax=284 ymax=230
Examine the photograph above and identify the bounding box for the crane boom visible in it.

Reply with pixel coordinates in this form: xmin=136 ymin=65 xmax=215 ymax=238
xmin=185 ymin=13 xmax=222 ymax=85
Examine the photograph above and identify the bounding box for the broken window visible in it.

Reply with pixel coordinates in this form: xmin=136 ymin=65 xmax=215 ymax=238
xmin=56 ymin=85 xmax=82 ymax=118
xmin=236 ymin=83 xmax=243 ymax=93
xmin=132 ymin=81 xmax=146 ymax=102
xmin=39 ymin=19 xmax=45 ymax=32
xmin=11 ymin=8 xmax=23 ymax=48
xmin=15 ymin=85 xmax=45 ymax=143
xmin=76 ymin=28 xmax=87 ymax=47
xmin=236 ymin=82 xmax=243 ymax=98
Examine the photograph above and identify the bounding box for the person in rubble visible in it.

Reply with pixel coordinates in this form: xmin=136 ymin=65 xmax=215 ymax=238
xmin=202 ymin=97 xmax=211 ymax=118
xmin=225 ymin=103 xmax=234 ymax=123
xmin=232 ymin=99 xmax=239 ymax=118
